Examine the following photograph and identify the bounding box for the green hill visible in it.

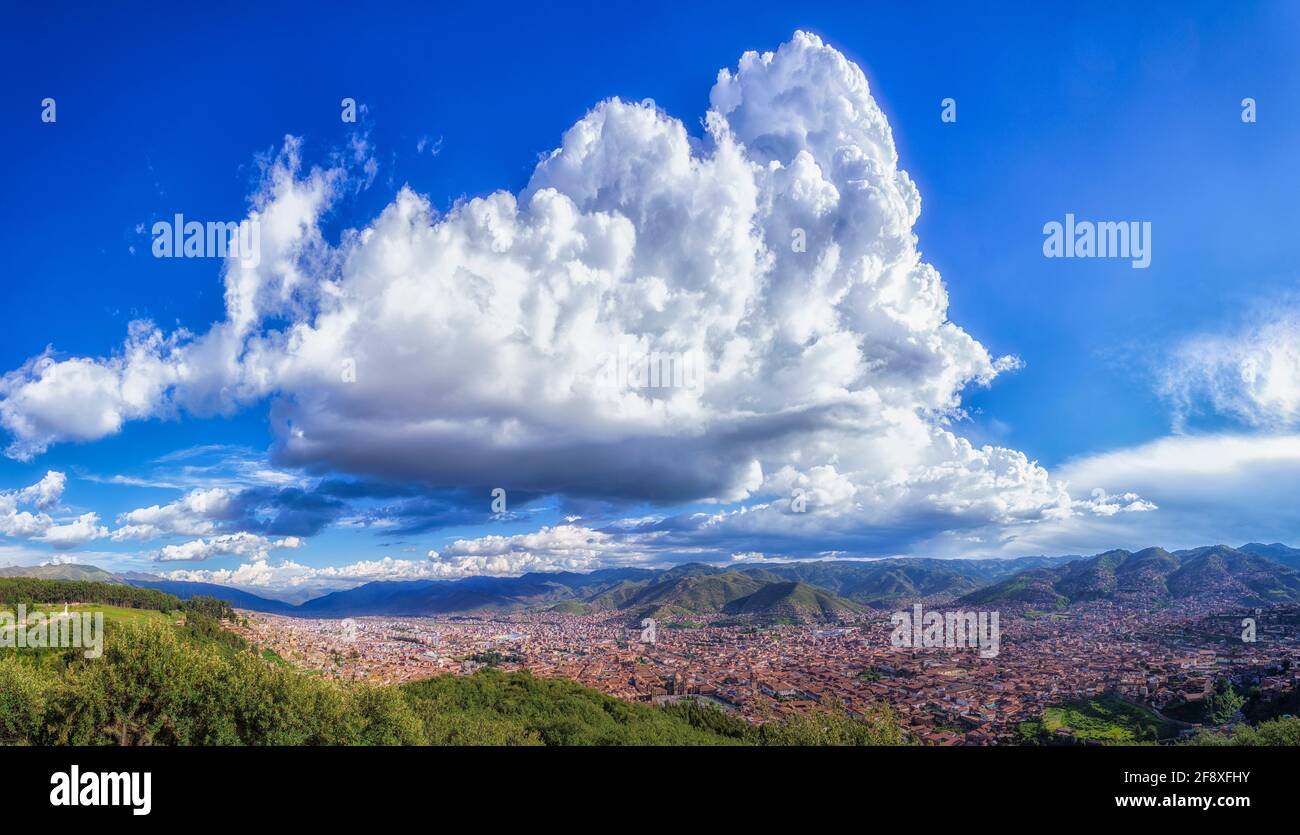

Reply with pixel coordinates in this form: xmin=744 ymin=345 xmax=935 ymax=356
xmin=722 ymin=581 xmax=863 ymax=622
xmin=546 ymin=600 xmax=591 ymax=615
xmin=961 ymin=545 xmax=1300 ymax=609
xmin=589 ymin=571 xmax=863 ymax=623
xmin=584 ymin=578 xmax=657 ymax=610
xmin=959 ymin=569 xmax=1069 ymax=609
xmin=742 ymin=561 xmax=982 ymax=607
xmin=618 ymin=572 xmax=767 ymax=618
xmin=1169 ymin=546 xmax=1300 ymax=602
xmin=0 ymin=563 xmax=120 ymax=583
xmin=1239 ymin=542 xmax=1300 ymax=571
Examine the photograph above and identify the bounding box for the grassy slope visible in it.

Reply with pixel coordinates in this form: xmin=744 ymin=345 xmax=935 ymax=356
xmin=1040 ymin=696 xmax=1180 ymax=742
xmin=402 ymin=669 xmax=740 ymax=745
xmin=34 ymin=602 xmax=173 ymax=625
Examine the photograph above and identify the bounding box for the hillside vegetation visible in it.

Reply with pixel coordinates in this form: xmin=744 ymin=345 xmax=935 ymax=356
xmin=1016 ymin=696 xmax=1182 ymax=744
xmin=0 ymin=577 xmax=180 ymax=611
xmin=1182 ymin=717 xmax=1300 ymax=746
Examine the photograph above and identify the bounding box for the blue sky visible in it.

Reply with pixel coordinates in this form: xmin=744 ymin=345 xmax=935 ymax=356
xmin=3 ymin=3 xmax=1299 ymax=595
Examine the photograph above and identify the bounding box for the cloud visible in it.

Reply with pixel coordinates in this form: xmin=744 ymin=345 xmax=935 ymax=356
xmin=156 ymin=532 xmax=303 ymax=562
xmin=0 ymin=323 xmax=186 ymax=460
xmin=163 ymin=558 xmax=320 ymax=588
xmin=981 ymin=433 xmax=1300 ymax=555
xmin=1074 ymin=488 xmax=1157 ymax=517
xmin=1160 ymin=310 xmax=1300 ymax=431
xmin=42 ymin=554 xmax=83 ymax=566
xmin=168 ymin=525 xmax=644 ymax=590
xmin=33 ymin=513 xmax=109 ymax=549
xmin=110 ymin=479 xmax=492 ymax=544
xmin=0 ymin=471 xmax=104 ymax=549
xmin=0 ymin=32 xmax=1143 ymax=558
xmin=556 ymin=430 xmax=1083 ymax=560
xmin=17 ymin=470 xmax=66 ymax=510
xmin=0 ymin=495 xmax=50 ymax=540
xmin=337 ymin=486 xmax=543 ymax=535
xmin=165 ymin=555 xmax=449 ymax=589
xmin=81 ymin=445 xmax=305 ymax=492
xmin=112 ymin=487 xmax=240 ymax=540
xmin=429 ymin=523 xmax=648 ymax=576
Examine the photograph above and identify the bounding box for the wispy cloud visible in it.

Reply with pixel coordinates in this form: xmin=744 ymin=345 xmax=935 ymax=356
xmin=1159 ymin=308 xmax=1300 ymax=431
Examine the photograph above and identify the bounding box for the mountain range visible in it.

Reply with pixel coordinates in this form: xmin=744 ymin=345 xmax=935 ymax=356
xmin=4 ymin=543 xmax=1298 ymax=621
xmin=960 ymin=545 xmax=1300 ymax=609
xmin=0 ymin=563 xmax=121 ymax=582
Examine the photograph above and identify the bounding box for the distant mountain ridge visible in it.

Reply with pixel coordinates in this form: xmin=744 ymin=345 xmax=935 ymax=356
xmin=583 ymin=570 xmax=863 ymax=622
xmin=960 ymin=545 xmax=1300 ymax=609
xmin=1238 ymin=542 xmax=1300 ymax=571
xmin=4 ymin=544 xmax=1297 ymax=618
xmin=295 ymin=568 xmax=658 ymax=617
xmin=0 ymin=563 xmax=120 ymax=582
xmin=126 ymin=579 xmax=300 ymax=614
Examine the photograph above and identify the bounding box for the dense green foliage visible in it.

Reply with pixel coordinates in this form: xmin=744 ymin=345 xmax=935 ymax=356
xmin=661 ymin=697 xmax=910 ymax=745
xmin=178 ymin=606 xmax=249 ymax=655
xmin=179 ymin=595 xmax=238 ymax=621
xmin=1183 ymin=716 xmax=1300 ymax=746
xmin=405 ymin=673 xmax=908 ymax=746
xmin=403 ymin=670 xmax=737 ymax=745
xmin=1202 ymin=679 xmax=1246 ymax=724
xmin=1016 ymin=696 xmax=1180 ymax=744
xmin=1242 ymin=679 xmax=1300 ymax=722
xmin=0 ymin=578 xmax=179 ymax=611
xmin=463 ymin=650 xmax=523 ymax=667
xmin=1164 ymin=679 xmax=1247 ymax=725
xmin=2 ymin=622 xmax=422 ymax=745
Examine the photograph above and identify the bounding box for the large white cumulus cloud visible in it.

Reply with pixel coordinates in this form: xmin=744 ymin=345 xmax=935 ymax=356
xmin=0 ymin=32 xmax=1130 ymax=557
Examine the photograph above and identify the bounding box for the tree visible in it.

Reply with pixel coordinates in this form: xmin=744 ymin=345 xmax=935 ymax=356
xmin=1203 ymin=679 xmax=1245 ymax=725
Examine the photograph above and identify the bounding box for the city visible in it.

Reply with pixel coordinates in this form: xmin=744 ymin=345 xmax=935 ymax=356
xmin=230 ymin=600 xmax=1300 ymax=745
